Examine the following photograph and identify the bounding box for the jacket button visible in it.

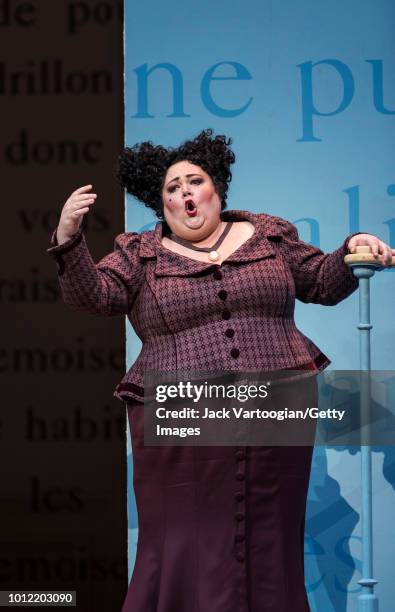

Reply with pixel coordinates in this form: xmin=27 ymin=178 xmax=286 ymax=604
xmin=235 ymin=450 xmax=245 ymax=460
xmin=218 ymin=289 xmax=228 ymax=301
xmin=225 ymin=328 xmax=235 ymax=338
xmin=222 ymin=310 xmax=231 ymax=320
xmin=230 ymin=348 xmax=240 ymax=358
xmin=236 ymin=472 xmax=245 ymax=481
xmin=235 ymin=491 xmax=244 ymax=501
xmin=236 ymin=551 xmax=245 ymax=562
xmin=235 ymin=512 xmax=245 ymax=522
xmin=213 ymin=268 xmax=223 ymax=280
xmin=235 ymin=533 xmax=245 ymax=543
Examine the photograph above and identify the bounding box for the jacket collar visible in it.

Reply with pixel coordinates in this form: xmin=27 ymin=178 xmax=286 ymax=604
xmin=139 ymin=209 xmax=281 ymax=277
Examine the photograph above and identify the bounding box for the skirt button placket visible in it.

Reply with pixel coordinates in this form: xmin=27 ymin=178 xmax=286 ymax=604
xmin=234 ymin=445 xmax=248 ymax=610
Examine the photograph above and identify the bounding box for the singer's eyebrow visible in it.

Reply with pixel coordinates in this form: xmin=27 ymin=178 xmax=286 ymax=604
xmin=166 ymin=173 xmax=202 ymax=186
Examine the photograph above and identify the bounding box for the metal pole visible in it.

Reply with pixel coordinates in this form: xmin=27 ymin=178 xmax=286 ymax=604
xmin=351 ymin=266 xmax=379 ymax=612
xmin=345 ymin=244 xmax=395 ymax=610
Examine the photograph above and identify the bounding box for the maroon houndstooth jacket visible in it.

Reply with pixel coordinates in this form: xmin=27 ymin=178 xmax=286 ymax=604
xmin=46 ymin=209 xmax=359 ymax=404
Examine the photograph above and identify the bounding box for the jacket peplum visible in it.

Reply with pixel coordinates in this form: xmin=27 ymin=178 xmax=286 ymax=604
xmin=46 ymin=209 xmax=359 ymax=404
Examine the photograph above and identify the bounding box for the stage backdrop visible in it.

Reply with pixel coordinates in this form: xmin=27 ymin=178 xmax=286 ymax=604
xmin=123 ymin=1 xmax=395 ymax=610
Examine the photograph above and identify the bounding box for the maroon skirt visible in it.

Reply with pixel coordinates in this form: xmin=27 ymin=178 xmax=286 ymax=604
xmin=121 ymin=375 xmax=317 ymax=612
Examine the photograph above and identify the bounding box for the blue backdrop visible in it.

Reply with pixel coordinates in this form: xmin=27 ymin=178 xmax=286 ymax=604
xmin=123 ymin=2 xmax=395 ymax=609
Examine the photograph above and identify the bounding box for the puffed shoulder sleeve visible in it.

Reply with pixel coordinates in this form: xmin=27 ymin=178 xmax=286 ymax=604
xmin=46 ymin=227 xmax=145 ymax=316
xmin=275 ymin=217 xmax=361 ymax=305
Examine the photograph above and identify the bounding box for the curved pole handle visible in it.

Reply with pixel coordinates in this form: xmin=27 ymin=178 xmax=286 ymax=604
xmin=344 ymin=244 xmax=395 ymax=266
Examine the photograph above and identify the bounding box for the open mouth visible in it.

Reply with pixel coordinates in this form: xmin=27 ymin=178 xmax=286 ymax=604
xmin=185 ymin=199 xmax=197 ymax=217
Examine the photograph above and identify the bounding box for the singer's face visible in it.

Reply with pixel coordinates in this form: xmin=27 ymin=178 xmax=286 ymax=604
xmin=161 ymin=160 xmax=222 ymax=240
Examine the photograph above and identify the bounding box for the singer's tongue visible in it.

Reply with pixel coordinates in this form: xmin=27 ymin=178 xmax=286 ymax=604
xmin=185 ymin=200 xmax=197 ymax=216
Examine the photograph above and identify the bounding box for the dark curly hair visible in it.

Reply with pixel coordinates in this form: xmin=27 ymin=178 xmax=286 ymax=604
xmin=116 ymin=129 xmax=236 ymax=220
